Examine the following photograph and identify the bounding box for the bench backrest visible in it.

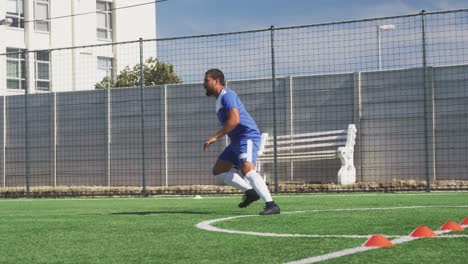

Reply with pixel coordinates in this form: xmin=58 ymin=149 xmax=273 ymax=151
xmin=259 ymin=124 xmax=357 ymax=156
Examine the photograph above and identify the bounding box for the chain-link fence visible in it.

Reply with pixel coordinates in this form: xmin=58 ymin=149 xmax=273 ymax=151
xmin=1 ymin=9 xmax=467 ymax=196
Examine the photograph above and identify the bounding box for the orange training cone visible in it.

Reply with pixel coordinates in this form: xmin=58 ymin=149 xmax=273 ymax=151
xmin=439 ymin=221 xmax=464 ymax=231
xmin=460 ymin=217 xmax=468 ymax=226
xmin=363 ymin=235 xmax=394 ymax=247
xmin=410 ymin=226 xmax=437 ymax=237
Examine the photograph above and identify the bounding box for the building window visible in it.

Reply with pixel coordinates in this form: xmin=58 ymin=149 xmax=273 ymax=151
xmin=96 ymin=1 xmax=112 ymax=40
xmin=34 ymin=0 xmax=50 ymax=32
xmin=6 ymin=0 xmax=24 ymax=29
xmin=97 ymin=57 xmax=113 ymax=81
xmin=35 ymin=51 xmax=51 ymax=91
xmin=6 ymin=48 xmax=26 ymax=90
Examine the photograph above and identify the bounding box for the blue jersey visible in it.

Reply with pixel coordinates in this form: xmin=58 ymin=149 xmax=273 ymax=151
xmin=216 ymin=88 xmax=260 ymax=140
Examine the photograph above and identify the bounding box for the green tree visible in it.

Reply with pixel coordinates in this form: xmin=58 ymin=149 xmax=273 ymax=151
xmin=95 ymin=57 xmax=182 ymax=89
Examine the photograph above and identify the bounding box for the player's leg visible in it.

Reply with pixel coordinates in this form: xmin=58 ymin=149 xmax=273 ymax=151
xmin=215 ymin=144 xmax=260 ymax=208
xmin=214 ymin=146 xmax=255 ymax=193
xmin=212 ymin=159 xmax=252 ymax=191
xmin=239 ymin=138 xmax=280 ymax=215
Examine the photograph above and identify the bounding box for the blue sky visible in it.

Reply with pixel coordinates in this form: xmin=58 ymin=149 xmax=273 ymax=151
xmin=154 ymin=0 xmax=467 ymax=83
xmin=156 ymin=0 xmax=467 ymax=38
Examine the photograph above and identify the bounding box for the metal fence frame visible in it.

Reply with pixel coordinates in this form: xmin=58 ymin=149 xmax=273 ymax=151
xmin=1 ymin=9 xmax=468 ymax=196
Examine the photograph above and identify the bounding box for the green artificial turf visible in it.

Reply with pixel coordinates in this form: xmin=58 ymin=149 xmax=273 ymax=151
xmin=0 ymin=192 xmax=467 ymax=264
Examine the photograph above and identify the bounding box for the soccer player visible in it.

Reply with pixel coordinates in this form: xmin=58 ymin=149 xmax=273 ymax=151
xmin=203 ymin=69 xmax=280 ymax=215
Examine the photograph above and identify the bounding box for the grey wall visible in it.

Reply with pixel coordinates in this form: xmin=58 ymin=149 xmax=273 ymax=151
xmin=290 ymin=74 xmax=355 ymax=183
xmin=166 ymin=83 xmax=221 ymax=186
xmin=433 ymin=65 xmax=468 ymax=180
xmin=1 ymin=64 xmax=467 ymax=187
xmin=56 ymin=91 xmax=107 ymax=186
xmin=359 ymin=69 xmax=428 ymax=182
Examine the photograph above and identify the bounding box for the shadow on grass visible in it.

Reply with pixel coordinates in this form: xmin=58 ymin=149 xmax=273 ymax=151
xmin=112 ymin=211 xmax=213 ymax=215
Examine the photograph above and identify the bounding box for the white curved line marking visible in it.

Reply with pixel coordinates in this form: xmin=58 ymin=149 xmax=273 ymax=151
xmin=196 ymin=206 xmax=468 ymax=238
xmin=195 ymin=206 xmax=468 ymax=263
xmin=436 ymin=234 xmax=468 ymax=238
xmin=286 ymin=226 xmax=468 ymax=264
xmin=195 ymin=212 xmax=390 ymax=238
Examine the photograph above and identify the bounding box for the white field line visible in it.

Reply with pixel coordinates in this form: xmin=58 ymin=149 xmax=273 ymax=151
xmin=196 ymin=206 xmax=468 ymax=238
xmin=195 ymin=206 xmax=468 ymax=264
xmin=286 ymin=226 xmax=468 ymax=264
xmin=273 ymin=192 xmax=468 ymax=199
xmin=303 ymin=205 xmax=468 ymax=213
xmin=195 ymin=211 xmax=401 ymax=239
xmin=437 ymin=234 xmax=468 ymax=238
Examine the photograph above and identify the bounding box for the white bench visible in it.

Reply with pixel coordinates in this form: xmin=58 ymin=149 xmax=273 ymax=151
xmin=257 ymin=124 xmax=357 ymax=185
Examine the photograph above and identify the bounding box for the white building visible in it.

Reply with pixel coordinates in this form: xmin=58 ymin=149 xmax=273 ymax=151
xmin=0 ymin=0 xmax=157 ymax=95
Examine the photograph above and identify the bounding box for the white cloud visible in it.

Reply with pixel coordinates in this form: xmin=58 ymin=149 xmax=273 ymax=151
xmin=360 ymin=1 xmax=419 ymax=18
xmin=156 ymin=6 xmax=468 ymax=83
xmin=430 ymin=0 xmax=468 ymax=11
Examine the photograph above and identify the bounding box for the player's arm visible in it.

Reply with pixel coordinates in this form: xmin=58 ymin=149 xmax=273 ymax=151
xmin=204 ymin=108 xmax=239 ymax=151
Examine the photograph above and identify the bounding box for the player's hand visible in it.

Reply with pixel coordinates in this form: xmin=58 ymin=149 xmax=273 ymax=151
xmin=204 ymin=137 xmax=217 ymax=151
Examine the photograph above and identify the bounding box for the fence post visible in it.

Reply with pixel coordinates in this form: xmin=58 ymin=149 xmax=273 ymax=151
xmin=139 ymin=38 xmax=147 ymax=195
xmin=24 ymin=50 xmax=30 ymax=195
xmin=107 ymin=86 xmax=112 ymax=187
xmin=421 ymin=10 xmax=431 ymax=192
xmin=2 ymin=96 xmax=5 ymax=188
xmin=353 ymin=72 xmax=362 ymax=182
xmin=429 ymin=67 xmax=436 ymax=183
xmin=164 ymin=84 xmax=168 ymax=187
xmin=270 ymin=26 xmax=279 ymax=194
xmin=288 ymin=76 xmax=294 ymax=181
xmin=52 ymin=92 xmax=57 ymax=187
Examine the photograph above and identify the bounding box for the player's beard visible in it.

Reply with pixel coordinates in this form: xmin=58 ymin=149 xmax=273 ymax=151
xmin=205 ymin=87 xmax=214 ymax=96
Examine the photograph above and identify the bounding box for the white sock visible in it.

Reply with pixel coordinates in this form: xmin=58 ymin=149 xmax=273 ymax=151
xmin=245 ymin=170 xmax=273 ymax=203
xmin=217 ymin=171 xmax=252 ymax=192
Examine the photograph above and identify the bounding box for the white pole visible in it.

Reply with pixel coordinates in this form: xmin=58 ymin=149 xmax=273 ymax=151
xmin=53 ymin=92 xmax=57 ymax=187
xmin=107 ymin=88 xmax=111 ymax=187
xmin=289 ymin=76 xmax=294 ymax=181
xmin=164 ymin=85 xmax=168 ymax=187
xmin=377 ymin=25 xmax=382 ymax=70
xmin=2 ymin=96 xmax=5 ymax=188
xmin=377 ymin=24 xmax=396 ymax=70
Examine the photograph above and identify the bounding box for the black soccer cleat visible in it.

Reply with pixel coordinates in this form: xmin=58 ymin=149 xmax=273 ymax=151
xmin=259 ymin=202 xmax=280 ymax=215
xmin=238 ymin=189 xmax=260 ymax=208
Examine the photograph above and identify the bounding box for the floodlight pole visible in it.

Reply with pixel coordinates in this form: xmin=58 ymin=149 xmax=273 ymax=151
xmin=420 ymin=10 xmax=431 ymax=192
xmin=24 ymin=50 xmax=30 ymax=195
xmin=377 ymin=24 xmax=396 ymax=70
xmin=270 ymin=26 xmax=279 ymax=194
xmin=377 ymin=26 xmax=382 ymax=70
xmin=139 ymin=38 xmax=147 ymax=196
